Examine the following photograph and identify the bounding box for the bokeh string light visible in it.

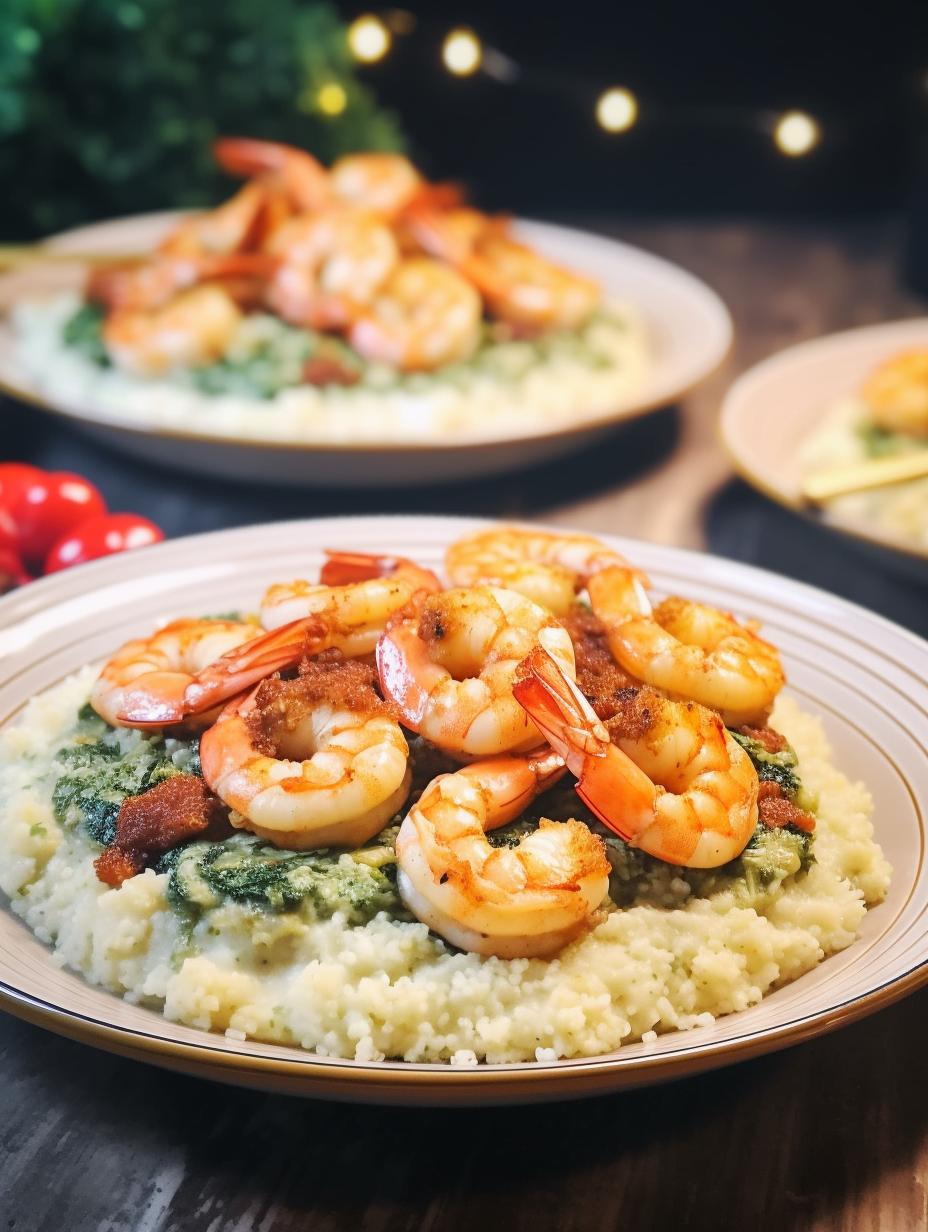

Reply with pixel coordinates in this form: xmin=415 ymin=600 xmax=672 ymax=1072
xmin=347 ymin=13 xmax=392 ymax=63
xmin=442 ymin=27 xmax=483 ymax=77
xmin=773 ymin=110 xmax=821 ymax=156
xmin=347 ymin=12 xmax=822 ymax=156
xmin=596 ymin=87 xmax=639 ymax=133
xmin=316 ymin=82 xmax=348 ymax=116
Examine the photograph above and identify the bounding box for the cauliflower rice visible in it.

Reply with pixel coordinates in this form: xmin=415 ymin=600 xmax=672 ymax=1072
xmin=0 ymin=668 xmax=890 ymax=1065
xmin=11 ymin=294 xmax=650 ymax=446
xmin=800 ymin=394 xmax=928 ymax=547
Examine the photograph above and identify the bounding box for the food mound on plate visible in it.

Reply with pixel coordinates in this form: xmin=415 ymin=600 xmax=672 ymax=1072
xmin=11 ymin=141 xmax=649 ymax=445
xmin=87 ymin=140 xmax=604 ymax=377
xmin=0 ymin=527 xmax=890 ymax=1065
xmin=800 ymin=347 xmax=928 ymax=545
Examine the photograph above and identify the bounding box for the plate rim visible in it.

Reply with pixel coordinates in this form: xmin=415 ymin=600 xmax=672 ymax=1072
xmin=0 ymin=212 xmax=733 ymax=457
xmin=2 ymin=961 xmax=925 ymax=1104
xmin=3 ymin=511 xmax=926 ymax=657
xmin=0 ymin=512 xmax=925 ymax=1102
xmin=718 ymin=317 xmax=928 ymax=565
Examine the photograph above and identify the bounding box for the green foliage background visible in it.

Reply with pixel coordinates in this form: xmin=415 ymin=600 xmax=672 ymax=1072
xmin=0 ymin=0 xmax=405 ymax=239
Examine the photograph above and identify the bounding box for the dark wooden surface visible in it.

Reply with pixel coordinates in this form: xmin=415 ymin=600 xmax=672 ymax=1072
xmin=2 ymin=217 xmax=926 ymax=1232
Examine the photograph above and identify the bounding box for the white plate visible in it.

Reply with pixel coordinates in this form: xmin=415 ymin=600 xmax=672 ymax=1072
xmin=719 ymin=318 xmax=928 ymax=568
xmin=0 ymin=213 xmax=731 ymax=486
xmin=0 ymin=515 xmax=924 ymax=1105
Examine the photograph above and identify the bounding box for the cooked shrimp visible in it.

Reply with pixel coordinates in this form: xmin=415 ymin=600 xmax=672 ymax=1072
xmin=587 ymin=567 xmax=785 ymax=727
xmin=396 ymin=749 xmax=610 ymax=957
xmin=87 ymin=251 xmax=273 ymax=314
xmin=318 ymin=550 xmax=441 ymax=594
xmin=213 ymin=137 xmax=331 ymax=213
xmin=264 ymin=210 xmax=399 ymax=330
xmin=513 ymin=648 xmax=759 ymax=868
xmin=408 ymin=207 xmax=600 ymax=333
xmin=102 ymin=284 xmax=244 ymax=376
xmin=405 ymin=206 xmax=509 ymax=263
xmin=329 ymin=153 xmax=423 ymax=219
xmin=471 ymin=234 xmax=601 ymax=333
xmin=158 ymin=182 xmax=270 ymax=258
xmin=181 ymin=556 xmax=442 ymax=715
xmin=445 ymin=526 xmax=633 ymax=615
xmin=180 ymin=615 xmax=328 ymax=718
xmin=376 ymin=586 xmax=576 ymax=757
xmin=348 ymin=257 xmax=482 ymax=372
xmin=200 ymin=661 xmax=410 ymax=849
xmin=91 ymin=618 xmax=260 ymax=729
xmin=87 ymin=256 xmax=201 ymax=314
xmin=861 ymin=348 xmax=928 ymax=437
xmin=260 ymin=552 xmax=441 ymax=653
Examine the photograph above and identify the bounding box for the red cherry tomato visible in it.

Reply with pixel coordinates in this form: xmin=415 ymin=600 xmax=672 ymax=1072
xmin=0 ymin=507 xmax=19 ymax=554
xmin=0 ymin=463 xmax=44 ymax=511
xmin=44 ymin=513 xmax=164 ymax=573
xmin=6 ymin=471 xmax=107 ymax=568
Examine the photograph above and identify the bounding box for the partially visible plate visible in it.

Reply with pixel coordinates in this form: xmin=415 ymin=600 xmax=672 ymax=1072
xmin=0 ymin=515 xmax=925 ymax=1105
xmin=720 ymin=319 xmax=928 ymax=568
xmin=0 ymin=213 xmax=731 ymax=487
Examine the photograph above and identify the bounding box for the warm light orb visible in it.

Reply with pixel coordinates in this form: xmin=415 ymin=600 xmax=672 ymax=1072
xmin=774 ymin=110 xmax=820 ymax=156
xmin=348 ymin=14 xmax=391 ymax=63
xmin=596 ymin=87 xmax=638 ymax=133
xmin=316 ymin=82 xmax=348 ymax=116
xmin=442 ymin=27 xmax=482 ymax=76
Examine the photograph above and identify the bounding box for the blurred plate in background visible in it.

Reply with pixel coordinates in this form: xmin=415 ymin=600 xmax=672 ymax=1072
xmin=720 ymin=319 xmax=928 ymax=570
xmin=0 ymin=213 xmax=731 ymax=487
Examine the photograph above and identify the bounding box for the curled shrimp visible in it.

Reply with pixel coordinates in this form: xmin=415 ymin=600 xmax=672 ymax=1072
xmin=91 ymin=618 xmax=261 ymax=729
xmin=348 ymin=257 xmax=482 ymax=372
xmin=213 ymin=137 xmax=331 ymax=213
xmin=396 ymin=749 xmax=610 ymax=957
xmin=513 ymin=648 xmax=759 ymax=868
xmin=200 ymin=659 xmax=410 ymax=850
xmin=260 ymin=551 xmax=442 ymax=652
xmin=263 ymin=210 xmax=399 ymax=330
xmin=471 ymin=234 xmax=601 ymax=333
xmin=329 ymin=153 xmax=423 ymax=219
xmin=408 ymin=207 xmax=600 ymax=333
xmin=180 ymin=555 xmax=443 ymax=716
xmin=158 ymin=181 xmax=271 ymax=259
xmin=861 ymin=348 xmax=928 ymax=438
xmin=406 ymin=206 xmax=508 ymax=262
xmin=102 ymin=284 xmax=245 ymax=376
xmin=587 ymin=567 xmax=785 ymax=727
xmin=376 ymin=585 xmax=576 ymax=757
xmin=445 ymin=525 xmax=632 ymax=616
xmin=87 ymin=256 xmax=202 ymax=314
xmin=87 ymin=251 xmax=273 ymax=315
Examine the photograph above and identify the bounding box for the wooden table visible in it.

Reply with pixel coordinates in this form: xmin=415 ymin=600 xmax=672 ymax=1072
xmin=2 ymin=218 xmax=926 ymax=1231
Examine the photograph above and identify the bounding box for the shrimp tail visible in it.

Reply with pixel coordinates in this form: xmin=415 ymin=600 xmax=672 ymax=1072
xmin=403 ymin=180 xmax=466 ymax=215
xmin=320 ymin=551 xmax=403 ymax=586
xmin=182 ymin=615 xmax=328 ymax=716
xmin=320 ymin=550 xmax=442 ymax=595
xmin=513 ymin=648 xmax=611 ymax=766
xmin=212 ymin=137 xmax=329 ymax=212
xmin=513 ymin=647 xmax=656 ymax=843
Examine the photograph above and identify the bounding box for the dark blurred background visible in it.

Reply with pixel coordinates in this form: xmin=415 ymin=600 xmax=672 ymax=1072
xmin=358 ymin=0 xmax=928 ymax=215
xmin=2 ymin=0 xmax=927 ymax=239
